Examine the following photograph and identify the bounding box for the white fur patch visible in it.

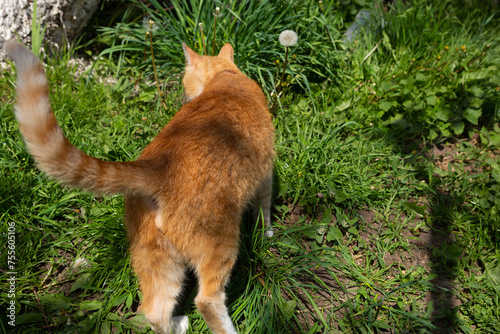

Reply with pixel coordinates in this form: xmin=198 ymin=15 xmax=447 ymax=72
xmin=145 ymin=291 xmax=176 ymax=330
xmin=154 ymin=211 xmax=163 ymax=232
xmin=218 ymin=312 xmax=237 ymax=334
xmin=171 ymin=315 xmax=189 ymax=334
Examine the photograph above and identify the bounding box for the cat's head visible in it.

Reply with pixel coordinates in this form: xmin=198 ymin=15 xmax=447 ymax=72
xmin=182 ymin=43 xmax=240 ymax=101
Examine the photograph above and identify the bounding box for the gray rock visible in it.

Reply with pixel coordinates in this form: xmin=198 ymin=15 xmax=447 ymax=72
xmin=0 ymin=0 xmax=101 ymax=52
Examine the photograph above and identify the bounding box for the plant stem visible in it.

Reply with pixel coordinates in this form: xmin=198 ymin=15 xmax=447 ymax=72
xmin=280 ymin=47 xmax=289 ymax=88
xmin=200 ymin=28 xmax=207 ymax=55
xmin=276 ymin=47 xmax=289 ymax=95
xmin=212 ymin=17 xmax=218 ymax=55
xmin=149 ymin=29 xmax=167 ymax=109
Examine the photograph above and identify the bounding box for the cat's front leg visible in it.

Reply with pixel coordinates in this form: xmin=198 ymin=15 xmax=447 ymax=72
xmin=252 ymin=173 xmax=273 ymax=237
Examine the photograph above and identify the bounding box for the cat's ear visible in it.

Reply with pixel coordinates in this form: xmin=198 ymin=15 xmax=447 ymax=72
xmin=218 ymin=43 xmax=234 ymax=63
xmin=182 ymin=43 xmax=201 ymax=67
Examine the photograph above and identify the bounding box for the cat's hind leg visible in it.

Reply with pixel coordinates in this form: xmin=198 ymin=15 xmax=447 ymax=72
xmin=193 ymin=238 xmax=238 ymax=334
xmin=126 ymin=196 xmax=188 ymax=333
xmin=132 ymin=241 xmax=188 ymax=334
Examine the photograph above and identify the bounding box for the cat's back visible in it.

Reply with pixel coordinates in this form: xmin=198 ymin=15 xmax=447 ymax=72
xmin=144 ymin=72 xmax=273 ymax=164
xmin=182 ymin=72 xmax=272 ymax=143
xmin=140 ymin=72 xmax=274 ymax=205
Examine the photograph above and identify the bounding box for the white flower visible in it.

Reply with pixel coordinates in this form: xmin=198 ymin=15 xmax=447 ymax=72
xmin=279 ymin=30 xmax=298 ymax=47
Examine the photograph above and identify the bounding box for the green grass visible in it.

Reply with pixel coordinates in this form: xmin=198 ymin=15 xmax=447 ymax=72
xmin=1 ymin=0 xmax=499 ymax=333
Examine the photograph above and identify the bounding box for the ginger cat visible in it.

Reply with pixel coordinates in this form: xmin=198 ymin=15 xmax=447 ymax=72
xmin=5 ymin=40 xmax=275 ymax=334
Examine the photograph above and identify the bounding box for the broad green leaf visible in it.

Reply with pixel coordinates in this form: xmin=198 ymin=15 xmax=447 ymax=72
xmin=101 ymin=321 xmax=111 ymax=334
xmin=379 ymin=82 xmax=392 ymax=93
xmin=451 ymin=121 xmax=465 ymax=135
xmin=79 ymin=300 xmax=102 ymax=310
xmin=415 ymin=72 xmax=426 ymax=81
xmin=326 ymin=227 xmax=343 ymax=242
xmin=470 ymin=86 xmax=484 ymax=97
xmin=435 ymin=109 xmax=449 ymax=121
xmin=372 ymin=320 xmax=391 ymax=329
xmin=334 ymin=190 xmax=348 ymax=203
xmin=414 ymin=100 xmax=424 ymax=110
xmin=15 ymin=313 xmax=44 ymax=325
xmin=470 ymin=97 xmax=483 ymax=109
xmin=379 ymin=100 xmax=393 ymax=112
xmin=39 ymin=294 xmax=72 ymax=312
xmin=336 ymin=100 xmax=351 ymax=111
xmin=426 ymin=95 xmax=437 ymax=106
xmin=281 ymin=299 xmax=296 ymax=320
xmin=492 ymin=170 xmax=500 ymax=183
xmin=438 ymin=86 xmax=450 ymax=93
xmin=127 ymin=314 xmax=149 ymax=328
xmin=348 ymin=227 xmax=359 ymax=235
xmin=401 ymin=75 xmax=415 ymax=86
xmin=70 ymin=273 xmax=91 ymax=292
xmin=485 ymin=263 xmax=500 ymax=290
xmin=111 ymin=293 xmax=129 ymax=307
xmin=403 ymin=100 xmax=413 ymax=109
xmin=126 ymin=293 xmax=134 ymax=309
xmin=464 ymin=108 xmax=481 ymax=125
xmin=107 ymin=313 xmax=122 ymax=321
xmin=321 ymin=208 xmax=332 ymax=224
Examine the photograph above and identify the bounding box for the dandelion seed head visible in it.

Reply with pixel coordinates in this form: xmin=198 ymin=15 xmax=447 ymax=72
xmin=214 ymin=6 xmax=222 ymax=18
xmin=279 ymin=30 xmax=298 ymax=47
xmin=143 ymin=16 xmax=158 ymax=31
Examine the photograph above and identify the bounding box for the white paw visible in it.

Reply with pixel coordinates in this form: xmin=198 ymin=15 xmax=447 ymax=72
xmin=171 ymin=315 xmax=189 ymax=334
xmin=265 ymin=229 xmax=274 ymax=238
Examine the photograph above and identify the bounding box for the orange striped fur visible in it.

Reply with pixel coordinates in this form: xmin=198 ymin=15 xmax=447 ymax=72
xmin=5 ymin=40 xmax=275 ymax=334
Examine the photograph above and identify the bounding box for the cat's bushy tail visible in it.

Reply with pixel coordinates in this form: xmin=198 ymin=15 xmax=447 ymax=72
xmin=5 ymin=40 xmax=155 ymax=197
